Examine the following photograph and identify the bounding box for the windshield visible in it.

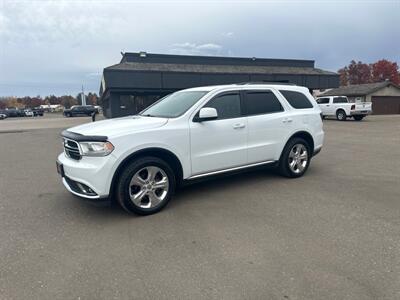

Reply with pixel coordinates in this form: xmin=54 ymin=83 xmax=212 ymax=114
xmin=140 ymin=91 xmax=207 ymax=118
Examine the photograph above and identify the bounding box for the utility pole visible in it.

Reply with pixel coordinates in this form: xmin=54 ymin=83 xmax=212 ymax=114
xmin=81 ymin=85 xmax=86 ymax=106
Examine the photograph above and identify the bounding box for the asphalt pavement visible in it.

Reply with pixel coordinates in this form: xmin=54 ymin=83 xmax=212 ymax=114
xmin=0 ymin=114 xmax=399 ymax=299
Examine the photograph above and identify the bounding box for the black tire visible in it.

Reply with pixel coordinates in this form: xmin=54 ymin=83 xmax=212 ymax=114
xmin=336 ymin=109 xmax=346 ymax=121
xmin=353 ymin=115 xmax=364 ymax=121
xmin=278 ymin=137 xmax=311 ymax=178
xmin=116 ymin=156 xmax=176 ymax=215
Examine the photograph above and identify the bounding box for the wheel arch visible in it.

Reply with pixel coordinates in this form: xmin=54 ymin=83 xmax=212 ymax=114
xmin=109 ymin=147 xmax=184 ymax=198
xmin=336 ymin=107 xmax=346 ymax=115
xmin=282 ymin=131 xmax=315 ymax=157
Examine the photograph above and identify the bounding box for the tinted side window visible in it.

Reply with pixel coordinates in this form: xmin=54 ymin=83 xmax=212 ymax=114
xmin=204 ymin=93 xmax=241 ymax=120
xmin=333 ymin=97 xmax=348 ymax=103
xmin=317 ymin=98 xmax=330 ymax=104
xmin=280 ymin=90 xmax=313 ymax=109
xmin=243 ymin=91 xmax=283 ymax=116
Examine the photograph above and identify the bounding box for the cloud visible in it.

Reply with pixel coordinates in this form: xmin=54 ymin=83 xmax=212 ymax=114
xmin=222 ymin=32 xmax=234 ymax=38
xmin=0 ymin=0 xmax=398 ymax=96
xmin=169 ymin=42 xmax=223 ymax=56
xmin=86 ymin=72 xmax=102 ymax=77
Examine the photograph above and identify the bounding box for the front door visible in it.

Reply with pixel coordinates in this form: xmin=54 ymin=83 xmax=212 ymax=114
xmin=317 ymin=97 xmax=331 ymax=115
xmin=190 ymin=92 xmax=247 ymax=175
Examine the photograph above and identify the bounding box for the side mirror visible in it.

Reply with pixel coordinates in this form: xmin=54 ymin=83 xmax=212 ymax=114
xmin=194 ymin=107 xmax=218 ymax=122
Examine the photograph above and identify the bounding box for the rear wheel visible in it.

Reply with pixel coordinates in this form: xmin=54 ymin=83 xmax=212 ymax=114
xmin=278 ymin=138 xmax=311 ymax=178
xmin=116 ymin=156 xmax=176 ymax=215
xmin=336 ymin=109 xmax=346 ymax=121
xmin=353 ymin=115 xmax=364 ymax=121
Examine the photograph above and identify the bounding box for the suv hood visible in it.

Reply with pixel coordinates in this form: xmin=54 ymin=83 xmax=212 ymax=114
xmin=67 ymin=116 xmax=168 ymax=138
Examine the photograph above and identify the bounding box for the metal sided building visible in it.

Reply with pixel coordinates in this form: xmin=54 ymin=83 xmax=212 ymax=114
xmin=100 ymin=52 xmax=339 ymax=118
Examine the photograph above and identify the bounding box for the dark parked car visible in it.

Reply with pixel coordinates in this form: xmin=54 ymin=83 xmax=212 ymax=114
xmin=3 ymin=108 xmax=19 ymax=117
xmin=32 ymin=107 xmax=44 ymax=116
xmin=63 ymin=105 xmax=97 ymax=117
xmin=0 ymin=110 xmax=8 ymax=120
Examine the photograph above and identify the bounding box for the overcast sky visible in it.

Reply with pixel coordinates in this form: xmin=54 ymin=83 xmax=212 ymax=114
xmin=0 ymin=0 xmax=399 ymax=97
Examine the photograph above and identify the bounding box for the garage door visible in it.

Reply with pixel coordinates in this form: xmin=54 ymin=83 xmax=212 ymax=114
xmin=371 ymin=96 xmax=400 ymax=115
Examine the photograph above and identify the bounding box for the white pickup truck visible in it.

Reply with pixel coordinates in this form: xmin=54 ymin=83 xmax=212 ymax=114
xmin=316 ymin=96 xmax=372 ymax=121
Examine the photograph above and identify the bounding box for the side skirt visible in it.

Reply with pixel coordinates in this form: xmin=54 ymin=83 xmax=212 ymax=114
xmin=186 ymin=160 xmax=278 ymax=181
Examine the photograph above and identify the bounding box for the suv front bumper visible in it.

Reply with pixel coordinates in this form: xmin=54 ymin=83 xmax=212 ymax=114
xmin=57 ymin=152 xmax=117 ymax=199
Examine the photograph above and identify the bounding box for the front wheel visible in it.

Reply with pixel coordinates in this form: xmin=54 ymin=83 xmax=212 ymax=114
xmin=353 ymin=115 xmax=364 ymax=121
xmin=116 ymin=156 xmax=176 ymax=215
xmin=278 ymin=138 xmax=311 ymax=178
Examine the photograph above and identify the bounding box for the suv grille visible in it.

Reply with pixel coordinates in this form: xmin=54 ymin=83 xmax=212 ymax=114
xmin=63 ymin=139 xmax=81 ymax=160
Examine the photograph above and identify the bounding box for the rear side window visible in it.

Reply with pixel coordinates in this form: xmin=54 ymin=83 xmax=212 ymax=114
xmin=243 ymin=91 xmax=283 ymax=116
xmin=317 ymin=98 xmax=330 ymax=104
xmin=204 ymin=93 xmax=241 ymax=120
xmin=333 ymin=97 xmax=348 ymax=103
xmin=280 ymin=90 xmax=313 ymax=109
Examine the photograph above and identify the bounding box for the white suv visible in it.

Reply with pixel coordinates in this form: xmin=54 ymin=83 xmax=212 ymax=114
xmin=57 ymin=83 xmax=324 ymax=215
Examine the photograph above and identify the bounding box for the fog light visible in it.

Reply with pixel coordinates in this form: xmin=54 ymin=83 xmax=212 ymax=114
xmin=76 ymin=182 xmax=96 ymax=196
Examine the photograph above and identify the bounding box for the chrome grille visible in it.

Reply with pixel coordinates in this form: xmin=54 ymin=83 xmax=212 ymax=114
xmin=63 ymin=139 xmax=81 ymax=160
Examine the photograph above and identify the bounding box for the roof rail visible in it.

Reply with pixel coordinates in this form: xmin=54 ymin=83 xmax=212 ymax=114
xmin=235 ymin=82 xmax=297 ymax=86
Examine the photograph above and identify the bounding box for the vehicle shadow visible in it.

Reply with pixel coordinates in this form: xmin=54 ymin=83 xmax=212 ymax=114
xmin=59 ymin=166 xmax=293 ymax=219
xmin=323 ymin=117 xmax=370 ymax=122
xmin=170 ymin=166 xmax=279 ymax=207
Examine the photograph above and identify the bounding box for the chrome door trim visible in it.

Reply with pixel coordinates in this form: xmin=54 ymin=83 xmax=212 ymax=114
xmin=187 ymin=160 xmax=276 ymax=180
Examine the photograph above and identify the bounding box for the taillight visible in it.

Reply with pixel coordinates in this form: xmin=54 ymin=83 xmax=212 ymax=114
xmin=351 ymin=105 xmax=355 ymax=110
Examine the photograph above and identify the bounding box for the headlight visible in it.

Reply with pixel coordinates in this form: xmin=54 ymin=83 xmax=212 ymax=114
xmin=79 ymin=141 xmax=114 ymax=157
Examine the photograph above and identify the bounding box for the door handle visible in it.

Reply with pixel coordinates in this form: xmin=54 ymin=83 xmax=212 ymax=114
xmin=233 ymin=123 xmax=245 ymax=129
xmin=282 ymin=118 xmax=293 ymax=123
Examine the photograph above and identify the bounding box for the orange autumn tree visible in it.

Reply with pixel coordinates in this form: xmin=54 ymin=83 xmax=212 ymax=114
xmin=338 ymin=60 xmax=372 ymax=86
xmin=338 ymin=59 xmax=400 ymax=86
xmin=371 ymin=59 xmax=400 ymax=85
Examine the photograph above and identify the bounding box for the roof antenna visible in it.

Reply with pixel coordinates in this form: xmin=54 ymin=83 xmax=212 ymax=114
xmin=120 ymin=51 xmax=124 ymax=56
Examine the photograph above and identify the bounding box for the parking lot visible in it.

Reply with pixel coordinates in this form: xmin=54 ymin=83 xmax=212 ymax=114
xmin=0 ymin=114 xmax=399 ymax=299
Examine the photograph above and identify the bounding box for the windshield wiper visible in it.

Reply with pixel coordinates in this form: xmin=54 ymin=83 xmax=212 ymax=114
xmin=140 ymin=114 xmax=155 ymax=117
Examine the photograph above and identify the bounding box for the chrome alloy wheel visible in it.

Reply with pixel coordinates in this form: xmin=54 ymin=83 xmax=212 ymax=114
xmin=288 ymin=144 xmax=308 ymax=174
xmin=129 ymin=166 xmax=169 ymax=209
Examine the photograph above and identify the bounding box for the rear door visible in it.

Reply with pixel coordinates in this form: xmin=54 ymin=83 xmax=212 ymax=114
xmin=72 ymin=106 xmax=82 ymax=116
xmin=243 ymin=89 xmax=289 ymax=163
xmin=189 ymin=91 xmax=247 ymax=175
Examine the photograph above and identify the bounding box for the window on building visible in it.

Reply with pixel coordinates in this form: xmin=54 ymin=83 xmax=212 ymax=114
xmin=120 ymin=94 xmax=161 ymax=115
xmin=204 ymin=93 xmax=241 ymax=120
xmin=243 ymin=91 xmax=283 ymax=116
xmin=279 ymin=90 xmax=313 ymax=109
